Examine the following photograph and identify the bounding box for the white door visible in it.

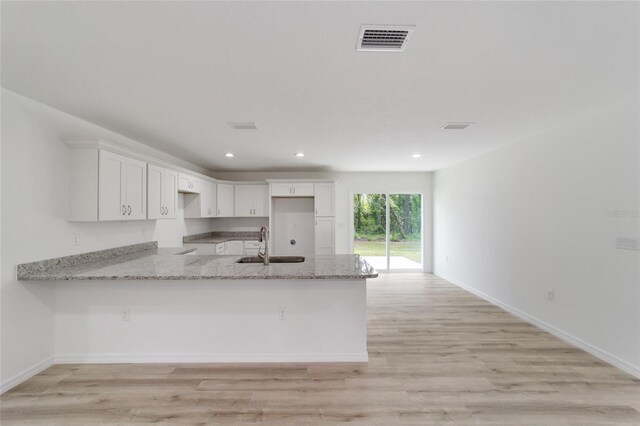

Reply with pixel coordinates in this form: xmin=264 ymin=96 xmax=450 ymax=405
xmin=234 ymin=185 xmax=253 ymax=217
xmin=164 ymin=169 xmax=178 ymax=218
xmin=125 ymin=158 xmax=147 ymax=220
xmin=98 ymin=150 xmax=127 ymax=221
xmin=315 ymin=217 xmax=335 ymax=255
xmin=217 ymin=184 xmax=234 ymax=217
xmin=147 ymin=164 xmax=164 ymax=219
xmin=314 ymin=183 xmax=334 ymax=216
xmin=253 ymin=185 xmax=269 ymax=217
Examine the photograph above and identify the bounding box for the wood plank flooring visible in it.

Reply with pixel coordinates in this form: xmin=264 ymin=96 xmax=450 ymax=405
xmin=2 ymin=273 xmax=639 ymax=425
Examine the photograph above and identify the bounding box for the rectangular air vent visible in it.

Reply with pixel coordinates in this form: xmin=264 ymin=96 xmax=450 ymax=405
xmin=357 ymin=25 xmax=415 ymax=52
xmin=227 ymin=122 xmax=258 ymax=130
xmin=441 ymin=122 xmax=474 ymax=130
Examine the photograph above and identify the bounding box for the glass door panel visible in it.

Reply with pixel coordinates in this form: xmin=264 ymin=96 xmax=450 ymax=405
xmin=353 ymin=193 xmax=387 ymax=271
xmin=389 ymin=194 xmax=422 ymax=270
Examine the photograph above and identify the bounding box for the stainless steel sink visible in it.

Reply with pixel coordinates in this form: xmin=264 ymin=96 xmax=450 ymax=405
xmin=236 ymin=256 xmax=305 ymax=264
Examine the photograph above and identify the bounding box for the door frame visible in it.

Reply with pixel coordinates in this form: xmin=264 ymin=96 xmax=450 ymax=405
xmin=349 ymin=191 xmax=424 ymax=272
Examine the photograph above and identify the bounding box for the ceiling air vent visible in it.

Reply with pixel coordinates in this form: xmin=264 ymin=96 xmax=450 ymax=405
xmin=441 ymin=122 xmax=474 ymax=130
xmin=357 ymin=25 xmax=415 ymax=52
xmin=227 ymin=122 xmax=258 ymax=130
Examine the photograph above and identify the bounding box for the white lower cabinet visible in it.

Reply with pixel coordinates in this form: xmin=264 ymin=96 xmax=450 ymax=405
xmin=225 ymin=240 xmax=244 ymax=255
xmin=243 ymin=240 xmax=264 ymax=256
xmin=182 ymin=244 xmax=215 ymax=255
xmin=315 ymin=217 xmax=335 ymax=255
xmin=215 ymin=243 xmax=225 ymax=255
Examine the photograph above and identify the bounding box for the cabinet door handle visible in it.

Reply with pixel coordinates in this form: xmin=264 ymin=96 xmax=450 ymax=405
xmin=128 ymin=205 xmax=132 ymax=215
xmin=315 ymin=208 xmax=318 ymax=215
xmin=122 ymin=205 xmax=126 ymax=215
xmin=293 ymin=187 xmax=296 ymax=194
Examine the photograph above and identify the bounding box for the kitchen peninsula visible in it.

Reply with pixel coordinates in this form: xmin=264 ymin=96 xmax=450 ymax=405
xmin=18 ymin=242 xmax=377 ymax=363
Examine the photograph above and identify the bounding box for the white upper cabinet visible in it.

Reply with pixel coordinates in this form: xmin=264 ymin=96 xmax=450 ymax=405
xmin=164 ymin=169 xmax=178 ymax=218
xmin=217 ymin=183 xmax=234 ymax=217
xmin=178 ymin=173 xmax=200 ymax=193
xmin=98 ymin=150 xmax=127 ymax=221
xmin=97 ymin=150 xmax=147 ymax=221
xmin=234 ymin=185 xmax=253 ymax=217
xmin=148 ymin=164 xmax=178 ymax=219
xmin=253 ymin=185 xmax=269 ymax=216
xmin=234 ymin=185 xmax=269 ymax=217
xmin=271 ymin=182 xmax=314 ymax=197
xmin=315 ymin=217 xmax=335 ymax=255
xmin=184 ymin=180 xmax=217 ymax=218
xmin=125 ymin=158 xmax=147 ymax=220
xmin=314 ymin=183 xmax=335 ymax=217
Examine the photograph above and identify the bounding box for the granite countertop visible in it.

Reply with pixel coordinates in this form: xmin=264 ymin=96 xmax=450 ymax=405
xmin=17 ymin=242 xmax=378 ymax=281
xmin=183 ymin=231 xmax=261 ymax=244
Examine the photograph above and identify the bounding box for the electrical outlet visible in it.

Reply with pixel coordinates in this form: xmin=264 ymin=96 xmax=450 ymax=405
xmin=72 ymin=235 xmax=80 ymax=246
xmin=547 ymin=290 xmax=555 ymax=301
xmin=121 ymin=309 xmax=130 ymax=321
xmin=279 ymin=307 xmax=286 ymax=321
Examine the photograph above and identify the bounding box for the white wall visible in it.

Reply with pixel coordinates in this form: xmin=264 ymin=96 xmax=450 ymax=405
xmin=433 ymin=101 xmax=640 ymax=377
xmin=0 ymin=89 xmax=215 ymax=391
xmin=213 ymin=172 xmax=434 ymax=272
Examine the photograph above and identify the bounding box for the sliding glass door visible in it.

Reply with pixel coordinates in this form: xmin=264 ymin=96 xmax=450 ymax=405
xmin=353 ymin=193 xmax=422 ymax=271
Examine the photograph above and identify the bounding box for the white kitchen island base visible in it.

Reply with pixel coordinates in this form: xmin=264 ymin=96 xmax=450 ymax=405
xmin=54 ymin=278 xmax=368 ymax=364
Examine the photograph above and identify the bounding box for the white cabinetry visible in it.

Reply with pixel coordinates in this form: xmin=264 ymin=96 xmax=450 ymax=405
xmin=178 ymin=173 xmax=200 ymax=193
xmin=67 ymin=145 xmax=148 ymax=222
xmin=314 ymin=183 xmax=335 ymax=217
xmin=183 ymin=243 xmax=215 ymax=255
xmin=99 ymin=150 xmax=147 ymax=221
xmin=243 ymin=240 xmax=264 ymax=256
xmin=315 ymin=217 xmax=335 ymax=255
xmin=225 ymin=240 xmax=244 ymax=255
xmin=185 ymin=181 xmax=217 ymax=218
xmin=217 ymin=184 xmax=234 ymax=217
xmin=147 ymin=164 xmax=178 ymax=219
xmin=271 ymin=182 xmax=314 ymax=197
xmin=234 ymin=185 xmax=269 ymax=217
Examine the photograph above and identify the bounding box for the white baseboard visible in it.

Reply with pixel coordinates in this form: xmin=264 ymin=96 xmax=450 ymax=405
xmin=55 ymin=352 xmax=369 ymax=364
xmin=436 ymin=272 xmax=640 ymax=379
xmin=1 ymin=357 xmax=54 ymax=395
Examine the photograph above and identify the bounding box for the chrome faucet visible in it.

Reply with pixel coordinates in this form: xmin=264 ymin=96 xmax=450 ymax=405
xmin=258 ymin=226 xmax=269 ymax=265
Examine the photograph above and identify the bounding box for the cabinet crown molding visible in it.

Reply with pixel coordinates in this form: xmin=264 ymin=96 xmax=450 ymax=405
xmin=63 ymin=138 xmax=218 ymax=184
xmin=265 ymin=179 xmax=338 ymax=183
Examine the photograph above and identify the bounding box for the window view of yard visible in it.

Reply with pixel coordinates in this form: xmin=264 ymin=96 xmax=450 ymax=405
xmin=353 ymin=193 xmax=422 ymax=269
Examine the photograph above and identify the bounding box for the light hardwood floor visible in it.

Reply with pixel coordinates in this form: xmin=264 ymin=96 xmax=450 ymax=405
xmin=2 ymin=273 xmax=639 ymax=425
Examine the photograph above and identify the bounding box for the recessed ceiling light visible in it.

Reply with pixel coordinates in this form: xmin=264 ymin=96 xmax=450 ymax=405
xmin=227 ymin=122 xmax=258 ymax=130
xmin=441 ymin=122 xmax=474 ymax=130
xmin=412 ymin=153 xmax=422 ymax=158
xmin=225 ymin=153 xmax=235 ymax=158
xmin=295 ymin=153 xmax=305 ymax=157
